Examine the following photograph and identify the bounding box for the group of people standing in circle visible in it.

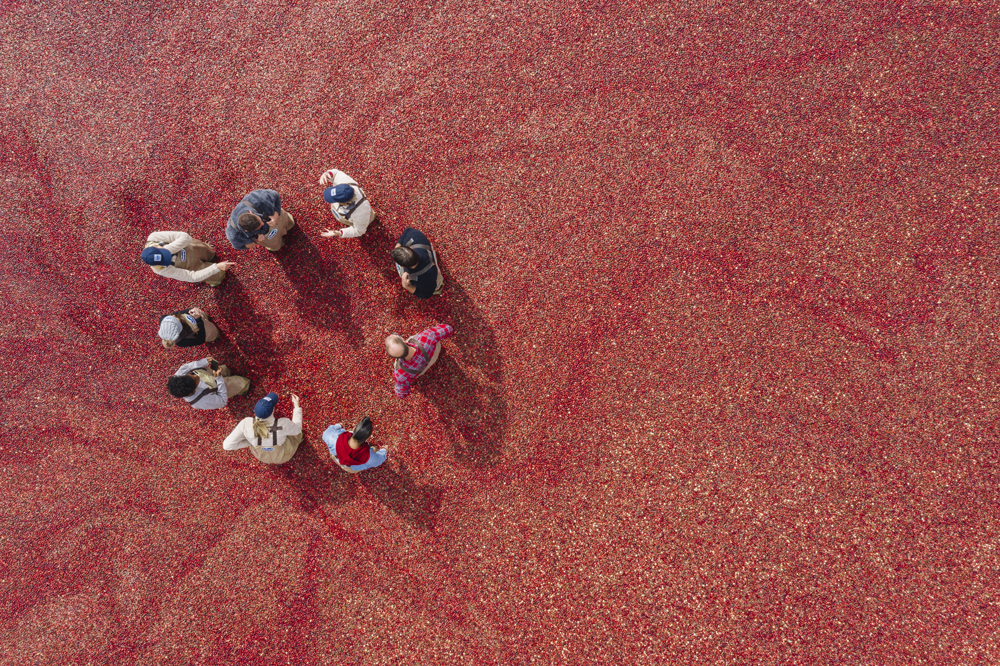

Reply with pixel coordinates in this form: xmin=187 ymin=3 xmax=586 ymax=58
xmin=138 ymin=168 xmax=455 ymax=473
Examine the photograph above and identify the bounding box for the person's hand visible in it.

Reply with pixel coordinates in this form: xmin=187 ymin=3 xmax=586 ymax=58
xmin=401 ymin=272 xmax=412 ymax=287
xmin=269 ymin=212 xmax=280 ymax=224
xmin=217 ymin=261 xmax=234 ymax=271
xmin=320 ymin=228 xmax=342 ymax=238
xmin=189 ymin=307 xmax=205 ymax=318
xmin=318 ymin=169 xmax=336 ymax=186
xmin=204 ymin=355 xmax=215 ymax=364
xmin=291 ymin=393 xmax=300 ymax=408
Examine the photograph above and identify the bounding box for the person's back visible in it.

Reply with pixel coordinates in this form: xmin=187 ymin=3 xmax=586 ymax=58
xmin=391 ymin=227 xmax=442 ymax=299
xmin=322 ymin=417 xmax=386 ymax=473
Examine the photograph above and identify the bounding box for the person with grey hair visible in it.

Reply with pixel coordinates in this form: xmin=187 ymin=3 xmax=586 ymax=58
xmin=157 ymin=307 xmax=220 ymax=349
xmin=385 ymin=323 xmax=455 ymax=398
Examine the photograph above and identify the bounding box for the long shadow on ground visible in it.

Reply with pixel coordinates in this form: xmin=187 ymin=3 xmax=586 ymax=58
xmin=210 ymin=277 xmax=286 ymax=412
xmin=421 ymin=281 xmax=507 ymax=468
xmin=359 ymin=460 xmax=443 ymax=530
xmin=275 ymin=226 xmax=363 ymax=348
xmin=270 ymin=437 xmax=356 ymax=511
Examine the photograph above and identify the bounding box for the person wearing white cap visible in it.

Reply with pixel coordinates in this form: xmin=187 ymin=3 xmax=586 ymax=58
xmin=317 ymin=168 xmax=374 ymax=239
xmin=141 ymin=231 xmax=233 ymax=285
xmin=157 ymin=307 xmax=220 ymax=349
xmin=223 ymin=393 xmax=304 ymax=465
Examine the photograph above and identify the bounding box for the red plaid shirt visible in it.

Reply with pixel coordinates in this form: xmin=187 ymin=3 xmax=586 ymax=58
xmin=393 ymin=324 xmax=454 ymax=398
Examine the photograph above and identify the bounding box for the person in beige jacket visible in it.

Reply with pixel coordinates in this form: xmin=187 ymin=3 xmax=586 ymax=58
xmin=223 ymin=392 xmax=303 ymax=465
xmin=141 ymin=231 xmax=233 ymax=286
xmin=317 ymin=168 xmax=374 ymax=239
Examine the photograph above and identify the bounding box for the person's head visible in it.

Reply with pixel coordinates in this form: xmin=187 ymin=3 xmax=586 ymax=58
xmin=158 ymin=315 xmax=183 ymax=347
xmin=167 ymin=374 xmax=197 ymax=398
xmin=390 ymin=246 xmax=419 ymax=269
xmin=323 ymin=184 xmax=354 ymax=204
xmin=141 ymin=247 xmax=172 ymax=266
xmin=353 ymin=416 xmax=373 ymax=443
xmin=238 ymin=211 xmax=265 ymax=234
xmin=254 ymin=393 xmax=279 ymax=419
xmin=384 ymin=334 xmax=409 ymax=359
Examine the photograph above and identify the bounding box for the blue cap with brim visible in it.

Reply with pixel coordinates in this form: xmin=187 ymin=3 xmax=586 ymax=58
xmin=141 ymin=247 xmax=173 ymax=266
xmin=254 ymin=392 xmax=279 ymax=419
xmin=323 ymin=184 xmax=355 ymax=203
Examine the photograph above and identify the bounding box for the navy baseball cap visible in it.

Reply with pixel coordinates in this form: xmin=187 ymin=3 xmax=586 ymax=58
xmin=323 ymin=184 xmax=354 ymax=203
xmin=254 ymin=392 xmax=279 ymax=419
xmin=140 ymin=247 xmax=173 ymax=266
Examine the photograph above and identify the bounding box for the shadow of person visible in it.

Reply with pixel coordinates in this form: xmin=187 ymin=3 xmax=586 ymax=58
xmin=358 ymin=460 xmax=443 ymax=530
xmin=356 ymin=216 xmax=400 ymax=285
xmin=269 ymin=437 xmax=356 ymax=511
xmin=210 ymin=277 xmax=288 ymax=413
xmin=413 ymin=280 xmax=507 ymax=467
xmin=420 ymin=353 xmax=505 ymax=468
xmin=274 ymin=228 xmax=363 ymax=348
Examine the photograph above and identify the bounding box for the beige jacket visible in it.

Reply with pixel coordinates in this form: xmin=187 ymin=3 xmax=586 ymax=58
xmin=222 ymin=406 xmax=304 ymax=451
xmin=320 ymin=169 xmax=373 ymax=238
xmin=145 ymin=231 xmax=221 ymax=283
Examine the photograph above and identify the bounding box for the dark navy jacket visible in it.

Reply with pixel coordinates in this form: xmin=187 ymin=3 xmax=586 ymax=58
xmin=226 ymin=189 xmax=281 ymax=249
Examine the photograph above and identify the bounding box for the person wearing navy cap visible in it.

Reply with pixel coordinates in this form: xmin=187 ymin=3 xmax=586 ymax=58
xmin=141 ymin=231 xmax=233 ymax=286
xmin=226 ymin=189 xmax=296 ymax=252
xmin=317 ymin=168 xmax=374 ymax=239
xmin=223 ymin=392 xmax=304 ymax=465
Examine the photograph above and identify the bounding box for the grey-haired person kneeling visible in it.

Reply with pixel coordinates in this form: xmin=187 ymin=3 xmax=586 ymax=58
xmin=158 ymin=307 xmax=220 ymax=349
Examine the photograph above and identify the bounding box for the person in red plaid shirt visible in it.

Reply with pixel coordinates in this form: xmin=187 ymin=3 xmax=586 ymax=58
xmin=385 ymin=323 xmax=455 ymax=398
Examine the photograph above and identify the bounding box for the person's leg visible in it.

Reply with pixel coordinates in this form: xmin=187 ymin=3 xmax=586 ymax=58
xmin=224 ymin=375 xmax=250 ymax=396
xmin=203 ymin=319 xmax=220 ymax=342
xmin=203 ymin=265 xmax=226 ymax=286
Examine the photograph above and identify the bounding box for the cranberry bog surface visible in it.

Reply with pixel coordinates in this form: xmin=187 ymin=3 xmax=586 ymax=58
xmin=2 ymin=1 xmax=998 ymax=664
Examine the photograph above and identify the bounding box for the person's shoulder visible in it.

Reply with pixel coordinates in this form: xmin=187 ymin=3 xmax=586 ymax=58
xmin=228 ymin=201 xmax=248 ymax=221
xmin=402 ymin=227 xmax=430 ymax=242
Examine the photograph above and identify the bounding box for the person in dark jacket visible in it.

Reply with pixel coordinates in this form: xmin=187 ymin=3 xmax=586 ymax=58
xmin=226 ymin=189 xmax=296 ymax=251
xmin=158 ymin=307 xmax=219 ymax=349
xmin=390 ymin=227 xmax=443 ymax=298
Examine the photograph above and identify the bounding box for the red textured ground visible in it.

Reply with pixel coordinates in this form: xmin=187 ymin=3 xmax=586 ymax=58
xmin=2 ymin=0 xmax=999 ymax=663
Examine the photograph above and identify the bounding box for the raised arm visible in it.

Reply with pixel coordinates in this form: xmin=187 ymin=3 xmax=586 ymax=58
xmin=174 ymin=358 xmax=210 ymax=376
xmin=425 ymin=324 xmax=455 ymax=345
xmin=156 ymin=263 xmax=222 ymax=284
xmin=153 ymin=231 xmax=193 ymax=255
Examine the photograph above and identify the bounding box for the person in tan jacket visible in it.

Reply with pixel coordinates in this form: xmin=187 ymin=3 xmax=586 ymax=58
xmin=141 ymin=231 xmax=233 ymax=286
xmin=223 ymin=393 xmax=303 ymax=465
